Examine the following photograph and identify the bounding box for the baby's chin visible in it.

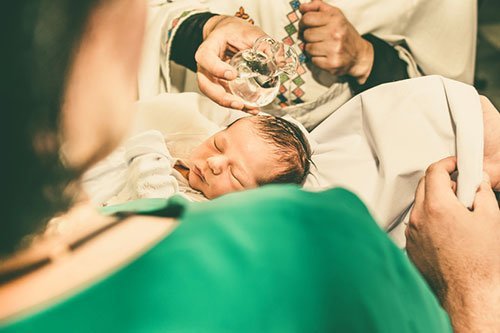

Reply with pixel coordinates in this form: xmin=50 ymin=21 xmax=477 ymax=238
xmin=186 ymin=170 xmax=224 ymax=199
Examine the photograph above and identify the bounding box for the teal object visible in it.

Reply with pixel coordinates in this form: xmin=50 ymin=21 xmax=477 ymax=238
xmin=1 ymin=186 xmax=451 ymax=332
xmin=99 ymin=195 xmax=189 ymax=217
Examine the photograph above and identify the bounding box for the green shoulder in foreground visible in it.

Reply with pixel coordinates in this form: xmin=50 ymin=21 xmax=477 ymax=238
xmin=2 ymin=185 xmax=451 ymax=332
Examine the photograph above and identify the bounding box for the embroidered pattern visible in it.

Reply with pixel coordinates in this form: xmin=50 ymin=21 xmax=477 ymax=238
xmin=232 ymin=4 xmax=308 ymax=108
xmin=235 ymin=6 xmax=255 ymax=25
xmin=163 ymin=4 xmax=309 ymax=108
xmin=276 ymin=0 xmax=308 ymax=107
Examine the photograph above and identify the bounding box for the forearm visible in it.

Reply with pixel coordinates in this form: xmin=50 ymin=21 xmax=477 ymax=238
xmin=480 ymin=95 xmax=500 ymax=190
xmin=442 ymin=285 xmax=500 ymax=332
xmin=170 ymin=12 xmax=218 ymax=72
xmin=348 ymin=34 xmax=410 ymax=94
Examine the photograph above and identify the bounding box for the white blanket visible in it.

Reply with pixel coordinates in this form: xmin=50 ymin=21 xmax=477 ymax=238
xmin=83 ymin=93 xmax=241 ymax=204
xmin=125 ymin=76 xmax=483 ymax=248
xmin=305 ymin=76 xmax=483 ymax=246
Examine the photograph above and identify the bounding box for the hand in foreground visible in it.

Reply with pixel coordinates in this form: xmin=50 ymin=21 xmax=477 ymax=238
xmin=195 ymin=15 xmax=267 ymax=113
xmin=299 ymin=0 xmax=373 ymax=84
xmin=406 ymin=157 xmax=500 ymax=332
xmin=481 ymin=95 xmax=500 ymax=190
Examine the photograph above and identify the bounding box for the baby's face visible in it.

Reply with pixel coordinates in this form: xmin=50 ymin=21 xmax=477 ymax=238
xmin=187 ymin=118 xmax=278 ymax=199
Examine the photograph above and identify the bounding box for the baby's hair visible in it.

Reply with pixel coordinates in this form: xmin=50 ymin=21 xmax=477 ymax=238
xmin=247 ymin=115 xmax=312 ymax=185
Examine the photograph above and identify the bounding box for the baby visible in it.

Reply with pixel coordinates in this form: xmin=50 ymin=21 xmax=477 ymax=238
xmin=82 ymin=115 xmax=312 ymax=205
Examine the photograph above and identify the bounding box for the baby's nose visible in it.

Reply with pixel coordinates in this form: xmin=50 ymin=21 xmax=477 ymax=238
xmin=207 ymin=155 xmax=228 ymax=175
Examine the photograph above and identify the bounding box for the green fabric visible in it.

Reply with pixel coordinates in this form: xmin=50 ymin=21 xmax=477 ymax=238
xmin=0 ymin=186 xmax=452 ymax=332
xmin=99 ymin=195 xmax=189 ymax=217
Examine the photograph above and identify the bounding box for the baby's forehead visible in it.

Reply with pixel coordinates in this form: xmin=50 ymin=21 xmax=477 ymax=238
xmin=227 ymin=116 xmax=257 ymax=128
xmin=229 ymin=116 xmax=267 ymax=134
xmin=224 ymin=117 xmax=260 ymax=136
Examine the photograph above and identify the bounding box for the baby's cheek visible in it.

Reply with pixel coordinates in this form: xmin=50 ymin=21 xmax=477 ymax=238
xmin=188 ymin=173 xmax=202 ymax=191
xmin=207 ymin=182 xmax=232 ymax=199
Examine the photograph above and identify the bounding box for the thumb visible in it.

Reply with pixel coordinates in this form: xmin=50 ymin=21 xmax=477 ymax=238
xmin=195 ymin=36 xmax=238 ymax=80
xmin=472 ymin=172 xmax=499 ymax=215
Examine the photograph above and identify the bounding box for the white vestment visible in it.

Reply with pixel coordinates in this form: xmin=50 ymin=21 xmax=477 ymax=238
xmin=139 ymin=0 xmax=476 ymax=129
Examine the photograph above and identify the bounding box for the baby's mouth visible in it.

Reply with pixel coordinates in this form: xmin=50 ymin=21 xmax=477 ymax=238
xmin=193 ymin=165 xmax=207 ymax=183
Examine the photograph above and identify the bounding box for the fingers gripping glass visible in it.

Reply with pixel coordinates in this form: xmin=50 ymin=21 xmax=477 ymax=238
xmin=229 ymin=37 xmax=298 ymax=107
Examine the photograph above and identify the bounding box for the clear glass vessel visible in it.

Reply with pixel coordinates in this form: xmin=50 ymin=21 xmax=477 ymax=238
xmin=229 ymin=37 xmax=298 ymax=107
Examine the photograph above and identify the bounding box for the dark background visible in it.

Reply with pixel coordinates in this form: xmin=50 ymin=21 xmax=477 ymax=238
xmin=475 ymin=0 xmax=500 ymax=108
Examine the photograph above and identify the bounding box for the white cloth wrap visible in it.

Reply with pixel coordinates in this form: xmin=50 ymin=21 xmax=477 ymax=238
xmin=82 ymin=93 xmax=244 ymax=205
xmin=139 ymin=76 xmax=484 ymax=247
xmin=134 ymin=76 xmax=483 ymax=246
xmin=92 ymin=76 xmax=483 ymax=248
xmin=305 ymin=75 xmax=483 ymax=246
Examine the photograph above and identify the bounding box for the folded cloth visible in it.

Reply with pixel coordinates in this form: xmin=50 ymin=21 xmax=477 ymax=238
xmin=306 ymin=75 xmax=483 ymax=247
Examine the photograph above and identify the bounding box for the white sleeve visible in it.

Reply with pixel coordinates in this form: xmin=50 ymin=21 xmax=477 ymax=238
xmin=307 ymin=75 xmax=483 ymax=248
xmin=334 ymin=0 xmax=476 ymax=83
xmin=138 ymin=0 xmax=209 ymax=99
xmin=109 ymin=130 xmax=181 ymax=204
xmin=391 ymin=43 xmax=422 ymax=78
